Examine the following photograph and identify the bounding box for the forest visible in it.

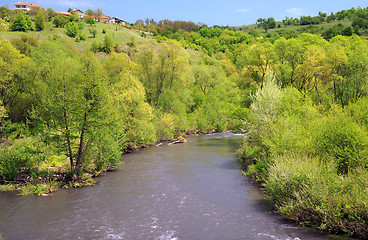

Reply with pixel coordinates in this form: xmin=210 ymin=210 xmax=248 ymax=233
xmin=0 ymin=5 xmax=368 ymax=238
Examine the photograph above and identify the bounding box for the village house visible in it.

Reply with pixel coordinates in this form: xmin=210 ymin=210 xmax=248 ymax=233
xmin=13 ymin=2 xmax=44 ymax=12
xmin=108 ymin=17 xmax=126 ymax=25
xmin=56 ymin=11 xmax=71 ymax=17
xmin=73 ymin=9 xmax=84 ymax=18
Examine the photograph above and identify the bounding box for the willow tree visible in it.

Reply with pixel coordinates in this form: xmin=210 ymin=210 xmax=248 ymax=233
xmin=0 ymin=38 xmax=34 ymax=121
xmin=136 ymin=40 xmax=189 ymax=106
xmin=237 ymin=42 xmax=275 ymax=89
xmin=33 ymin=41 xmax=120 ymax=178
xmin=104 ymin=52 xmax=156 ymax=148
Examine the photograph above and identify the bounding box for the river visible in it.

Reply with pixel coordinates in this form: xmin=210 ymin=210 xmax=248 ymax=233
xmin=0 ymin=132 xmax=332 ymax=240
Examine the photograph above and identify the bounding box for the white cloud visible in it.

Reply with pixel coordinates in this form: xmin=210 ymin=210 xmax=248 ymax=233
xmin=236 ymin=8 xmax=250 ymax=13
xmin=286 ymin=8 xmax=303 ymax=16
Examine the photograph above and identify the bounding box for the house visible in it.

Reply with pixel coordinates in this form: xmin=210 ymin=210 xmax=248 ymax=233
xmin=109 ymin=17 xmax=125 ymax=25
xmin=84 ymin=14 xmax=109 ymax=23
xmin=56 ymin=12 xmax=71 ymax=17
xmin=73 ymin=9 xmax=84 ymax=18
xmin=99 ymin=15 xmax=109 ymax=23
xmin=13 ymin=2 xmax=44 ymax=12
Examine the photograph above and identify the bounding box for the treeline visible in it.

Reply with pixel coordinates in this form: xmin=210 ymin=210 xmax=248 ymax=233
xmin=0 ymin=34 xmax=244 ymax=189
xmin=282 ymin=7 xmax=368 ymax=26
xmin=239 ymin=78 xmax=368 ymax=238
xmin=234 ymin=30 xmax=368 ymax=239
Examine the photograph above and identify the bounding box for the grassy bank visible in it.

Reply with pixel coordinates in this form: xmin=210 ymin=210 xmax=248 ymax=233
xmin=238 ymin=77 xmax=368 ymax=239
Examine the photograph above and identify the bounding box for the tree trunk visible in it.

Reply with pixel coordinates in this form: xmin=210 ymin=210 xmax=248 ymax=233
xmin=75 ymin=111 xmax=87 ymax=177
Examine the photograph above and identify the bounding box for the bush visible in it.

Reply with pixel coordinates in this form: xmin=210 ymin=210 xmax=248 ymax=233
xmin=89 ymin=28 xmax=97 ymax=38
xmin=315 ymin=107 xmax=368 ymax=174
xmin=0 ymin=18 xmax=9 ymax=31
xmin=10 ymin=12 xmax=32 ymax=32
xmin=65 ymin=22 xmax=78 ymax=37
xmin=250 ymin=75 xmax=282 ymax=125
xmin=266 ymin=155 xmax=368 ymax=238
xmin=0 ymin=137 xmax=47 ymax=181
xmin=101 ymin=35 xmax=113 ymax=53
xmin=78 ymin=33 xmax=86 ymax=41
xmin=10 ymin=34 xmax=38 ymax=56
xmin=91 ymin=41 xmax=100 ymax=53
xmin=53 ymin=14 xmax=67 ymax=28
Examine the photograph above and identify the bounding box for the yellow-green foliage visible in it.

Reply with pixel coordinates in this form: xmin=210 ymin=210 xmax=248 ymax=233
xmin=241 ymin=80 xmax=368 ymax=237
xmin=0 ymin=18 xmax=9 ymax=31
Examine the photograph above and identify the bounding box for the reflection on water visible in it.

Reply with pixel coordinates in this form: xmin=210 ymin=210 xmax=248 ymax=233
xmin=0 ymin=132 xmax=331 ymax=240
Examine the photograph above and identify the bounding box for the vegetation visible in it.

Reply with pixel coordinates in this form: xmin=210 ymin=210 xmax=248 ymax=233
xmin=1 ymin=4 xmax=368 ymax=239
xmin=0 ymin=9 xmax=244 ymax=195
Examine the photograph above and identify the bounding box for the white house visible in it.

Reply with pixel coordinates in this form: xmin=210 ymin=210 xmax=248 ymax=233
xmin=73 ymin=9 xmax=84 ymax=18
xmin=13 ymin=2 xmax=44 ymax=12
xmin=109 ymin=17 xmax=126 ymax=26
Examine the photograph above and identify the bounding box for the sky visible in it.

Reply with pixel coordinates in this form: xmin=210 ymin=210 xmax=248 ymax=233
xmin=3 ymin=0 xmax=368 ymax=26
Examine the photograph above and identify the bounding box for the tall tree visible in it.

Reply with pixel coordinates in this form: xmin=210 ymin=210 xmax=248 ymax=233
xmin=33 ymin=41 xmax=120 ymax=178
xmin=0 ymin=38 xmax=33 ymax=121
xmin=35 ymin=11 xmax=46 ymax=31
xmin=94 ymin=8 xmax=104 ymax=22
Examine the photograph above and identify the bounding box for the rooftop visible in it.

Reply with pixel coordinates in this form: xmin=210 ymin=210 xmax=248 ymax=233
xmin=13 ymin=2 xmax=43 ymax=8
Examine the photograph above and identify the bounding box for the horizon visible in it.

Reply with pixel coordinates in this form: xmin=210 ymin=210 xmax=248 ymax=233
xmin=3 ymin=0 xmax=368 ymax=26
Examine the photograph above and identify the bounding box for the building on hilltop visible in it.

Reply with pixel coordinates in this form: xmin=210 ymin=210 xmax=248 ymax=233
xmin=108 ymin=17 xmax=126 ymax=26
xmin=56 ymin=11 xmax=72 ymax=17
xmin=13 ymin=2 xmax=44 ymax=12
xmin=73 ymin=9 xmax=84 ymax=18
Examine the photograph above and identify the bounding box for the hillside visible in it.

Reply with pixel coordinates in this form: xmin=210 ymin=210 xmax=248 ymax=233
xmin=0 ymin=21 xmax=150 ymax=53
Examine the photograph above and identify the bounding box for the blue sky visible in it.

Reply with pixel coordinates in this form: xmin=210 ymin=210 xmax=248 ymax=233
xmin=3 ymin=0 xmax=368 ymax=26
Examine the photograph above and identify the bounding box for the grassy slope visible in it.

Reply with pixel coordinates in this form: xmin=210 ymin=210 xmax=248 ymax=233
xmin=0 ymin=21 xmax=151 ymax=53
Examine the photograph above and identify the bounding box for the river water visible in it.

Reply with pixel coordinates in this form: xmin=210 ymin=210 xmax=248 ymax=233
xmin=0 ymin=132 xmax=332 ymax=240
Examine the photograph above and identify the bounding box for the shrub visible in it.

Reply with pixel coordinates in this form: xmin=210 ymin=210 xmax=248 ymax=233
xmin=250 ymin=75 xmax=282 ymax=125
xmin=315 ymin=107 xmax=368 ymax=174
xmin=10 ymin=34 xmax=38 ymax=56
xmin=91 ymin=41 xmax=100 ymax=53
xmin=86 ymin=17 xmax=95 ymax=26
xmin=102 ymin=28 xmax=106 ymax=34
xmin=0 ymin=137 xmax=47 ymax=181
xmin=65 ymin=22 xmax=78 ymax=37
xmin=89 ymin=28 xmax=97 ymax=38
xmin=0 ymin=18 xmax=9 ymax=31
xmin=78 ymin=33 xmax=86 ymax=41
xmin=101 ymin=35 xmax=113 ymax=53
xmin=10 ymin=12 xmax=32 ymax=32
xmin=53 ymin=14 xmax=67 ymax=28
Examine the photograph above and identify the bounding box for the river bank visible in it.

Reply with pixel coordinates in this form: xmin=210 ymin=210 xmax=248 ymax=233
xmin=0 ymin=133 xmax=197 ymax=196
xmin=0 ymin=132 xmax=332 ymax=240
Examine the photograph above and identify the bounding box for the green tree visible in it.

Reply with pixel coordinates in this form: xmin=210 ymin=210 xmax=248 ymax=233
xmin=35 ymin=11 xmax=45 ymax=31
xmin=89 ymin=28 xmax=97 ymax=38
xmin=104 ymin=53 xmax=156 ymax=147
xmin=237 ymin=42 xmax=275 ymax=88
xmin=53 ymin=14 xmax=68 ymax=27
xmin=101 ymin=35 xmax=113 ymax=53
xmin=273 ymin=37 xmax=304 ymax=87
xmin=33 ymin=42 xmax=120 ymax=178
xmin=85 ymin=9 xmax=94 ymax=17
xmin=94 ymin=8 xmax=104 ymax=22
xmin=47 ymin=8 xmax=55 ymax=21
xmin=86 ymin=16 xmax=96 ymax=26
xmin=10 ymin=12 xmax=31 ymax=32
xmin=0 ymin=38 xmax=33 ymax=121
xmin=66 ymin=22 xmax=79 ymax=37
xmin=295 ymin=46 xmax=331 ymax=95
